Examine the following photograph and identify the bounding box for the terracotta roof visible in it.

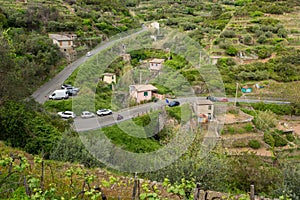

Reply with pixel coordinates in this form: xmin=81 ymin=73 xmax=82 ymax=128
xmin=130 ymin=84 xmax=158 ymax=92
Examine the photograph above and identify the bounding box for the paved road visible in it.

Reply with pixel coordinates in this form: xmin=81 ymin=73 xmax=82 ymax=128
xmin=227 ymin=97 xmax=290 ymax=105
xmin=31 ymin=28 xmax=146 ymax=104
xmin=74 ymin=96 xmax=290 ymax=132
xmin=74 ymin=98 xmax=200 ymax=132
xmin=74 ymin=100 xmax=167 ymax=132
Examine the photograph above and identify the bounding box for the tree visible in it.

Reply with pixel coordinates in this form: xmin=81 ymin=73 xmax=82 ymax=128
xmin=226 ymin=46 xmax=238 ymax=56
xmin=211 ymin=4 xmax=223 ymax=18
xmin=244 ymin=34 xmax=253 ymax=45
xmin=277 ymin=28 xmax=288 ymax=38
xmin=271 ymin=81 xmax=300 ymax=117
xmin=257 ymin=35 xmax=267 ymax=44
xmin=254 ymin=110 xmax=278 ymax=131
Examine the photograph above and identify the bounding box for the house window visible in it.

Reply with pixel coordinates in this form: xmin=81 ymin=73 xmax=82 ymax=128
xmin=112 ymin=76 xmax=114 ymax=80
xmin=208 ymin=105 xmax=212 ymax=110
xmin=144 ymin=91 xmax=148 ymax=96
xmin=68 ymin=41 xmax=71 ymax=46
xmin=59 ymin=41 xmax=62 ymax=46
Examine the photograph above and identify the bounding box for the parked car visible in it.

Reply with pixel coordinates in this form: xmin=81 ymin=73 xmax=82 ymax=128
xmin=86 ymin=51 xmax=92 ymax=57
xmin=168 ymin=101 xmax=180 ymax=107
xmin=61 ymin=84 xmax=73 ymax=89
xmin=206 ymin=96 xmax=217 ymax=102
xmin=57 ymin=111 xmax=76 ymax=119
xmin=218 ymin=98 xmax=229 ymax=102
xmin=81 ymin=111 xmax=95 ymax=118
xmin=61 ymin=84 xmax=80 ymax=92
xmin=65 ymin=87 xmax=78 ymax=96
xmin=96 ymin=109 xmax=113 ymax=116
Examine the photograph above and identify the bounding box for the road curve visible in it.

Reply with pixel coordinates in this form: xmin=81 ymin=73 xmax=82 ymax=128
xmin=74 ymin=96 xmax=290 ymax=132
xmin=31 ymin=28 xmax=146 ymax=104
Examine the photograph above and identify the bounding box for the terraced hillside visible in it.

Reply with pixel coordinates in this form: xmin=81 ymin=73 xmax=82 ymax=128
xmin=130 ymin=0 xmax=299 ymax=62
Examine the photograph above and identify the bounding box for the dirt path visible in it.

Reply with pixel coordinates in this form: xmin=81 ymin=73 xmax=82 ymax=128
xmin=221 ymin=132 xmax=262 ymax=139
xmin=261 ymin=53 xmax=276 ymax=63
xmin=227 ymin=147 xmax=273 ymax=157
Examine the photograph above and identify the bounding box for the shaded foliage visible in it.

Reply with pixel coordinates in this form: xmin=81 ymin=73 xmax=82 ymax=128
xmin=0 ymin=101 xmax=67 ymax=157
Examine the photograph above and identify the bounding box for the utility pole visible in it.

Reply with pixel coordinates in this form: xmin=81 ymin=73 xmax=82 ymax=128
xmin=139 ymin=71 xmax=142 ymax=84
xmin=234 ymin=82 xmax=238 ymax=107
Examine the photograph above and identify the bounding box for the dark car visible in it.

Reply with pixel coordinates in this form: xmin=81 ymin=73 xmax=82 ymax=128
xmin=61 ymin=84 xmax=72 ymax=89
xmin=168 ymin=101 xmax=180 ymax=107
xmin=206 ymin=96 xmax=217 ymax=102
xmin=65 ymin=88 xmax=77 ymax=96
xmin=117 ymin=114 xmax=124 ymax=120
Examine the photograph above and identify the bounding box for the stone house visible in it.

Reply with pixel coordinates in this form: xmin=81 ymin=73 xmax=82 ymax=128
xmin=149 ymin=58 xmax=165 ymax=71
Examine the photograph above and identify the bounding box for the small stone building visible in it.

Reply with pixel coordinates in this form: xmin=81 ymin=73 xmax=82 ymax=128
xmin=103 ymin=73 xmax=116 ymax=84
xmin=194 ymin=100 xmax=214 ymax=122
xmin=149 ymin=58 xmax=165 ymax=71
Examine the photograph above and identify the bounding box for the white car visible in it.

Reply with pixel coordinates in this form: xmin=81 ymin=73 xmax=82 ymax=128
xmin=57 ymin=111 xmax=76 ymax=119
xmin=86 ymin=51 xmax=92 ymax=57
xmin=96 ymin=109 xmax=113 ymax=116
xmin=81 ymin=111 xmax=95 ymax=118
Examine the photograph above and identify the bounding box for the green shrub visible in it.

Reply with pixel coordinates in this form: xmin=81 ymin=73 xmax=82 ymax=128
xmin=243 ymin=123 xmax=254 ymax=132
xmin=250 ymin=11 xmax=264 ymax=17
xmin=272 ymin=133 xmax=288 ymax=147
xmin=243 ymin=34 xmax=253 ymax=45
xmin=268 ymin=129 xmax=288 ymax=147
xmin=226 ymin=46 xmax=238 ymax=56
xmin=221 ymin=30 xmax=236 ymax=38
xmin=44 ymin=99 xmax=72 ymax=113
xmin=272 ymin=38 xmax=284 ymax=44
xmin=251 ymin=102 xmax=293 ymax=115
xmin=286 ymin=133 xmax=295 ymax=142
xmin=240 ymin=108 xmax=256 ymax=116
xmin=227 ymin=126 xmax=236 ymax=134
xmin=248 ymin=139 xmax=261 ymax=149
xmin=254 ymin=46 xmax=272 ymax=59
xmin=166 ymin=106 xmax=181 ymax=122
xmin=257 ymin=35 xmax=267 ymax=44
xmin=253 ymin=110 xmax=277 ymax=131
xmin=264 ymin=132 xmax=275 ymax=147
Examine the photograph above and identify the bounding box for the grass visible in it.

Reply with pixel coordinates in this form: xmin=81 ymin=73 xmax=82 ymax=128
xmin=166 ymin=103 xmax=192 ymax=123
xmin=82 ymin=111 xmax=165 ymax=153
xmin=100 ymin=122 xmax=162 ymax=153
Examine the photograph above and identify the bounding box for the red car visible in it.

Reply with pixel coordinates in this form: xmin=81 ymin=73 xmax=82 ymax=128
xmin=218 ymin=98 xmax=228 ymax=102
